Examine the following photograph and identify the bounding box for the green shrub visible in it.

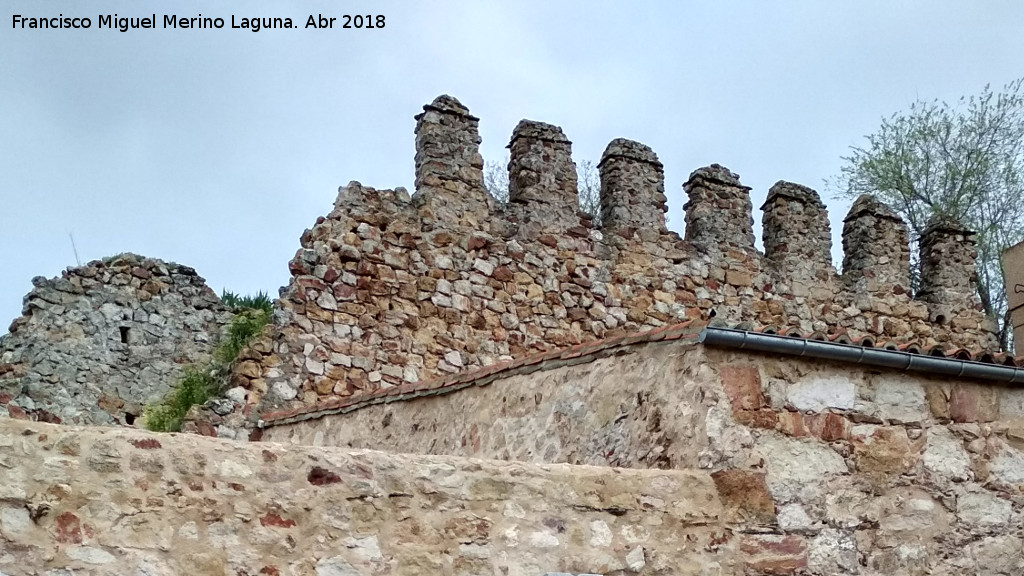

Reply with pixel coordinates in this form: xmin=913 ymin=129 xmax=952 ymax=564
xmin=142 ymin=366 xmax=219 ymax=432
xmin=143 ymin=291 xmax=273 ymax=432
xmin=214 ymin=308 xmax=270 ymax=365
xmin=220 ymin=289 xmax=273 ymax=315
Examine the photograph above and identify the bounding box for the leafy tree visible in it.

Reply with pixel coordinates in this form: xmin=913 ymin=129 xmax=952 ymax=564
xmin=484 ymin=155 xmax=602 ymax=224
xmin=833 ymin=78 xmax=1024 ymax=349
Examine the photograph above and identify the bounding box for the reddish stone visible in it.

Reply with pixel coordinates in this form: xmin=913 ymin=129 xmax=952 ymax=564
xmin=189 ymin=420 xmax=216 ymax=437
xmin=431 ymin=231 xmax=454 ymax=246
xmin=307 ymin=466 xmax=341 ymax=486
xmin=740 ymin=534 xmax=808 ymax=575
xmin=777 ymin=411 xmax=809 ymax=437
xmin=734 ymin=409 xmax=778 ymax=430
xmin=33 ymin=409 xmax=61 ymax=424
xmin=54 ymin=512 xmax=82 ymax=544
xmin=7 ymin=405 xmax=28 ymax=420
xmin=719 ymin=365 xmax=764 ymax=411
xmin=950 ymin=383 xmax=999 ymax=423
xmin=780 ymin=412 xmax=849 ymax=442
xmin=260 ymin=513 xmax=297 ymax=528
xmin=334 ymin=284 xmax=357 ymax=301
xmin=492 ymin=266 xmax=514 ymax=282
xmin=466 ymin=236 xmax=488 ymax=251
xmin=130 ymin=438 xmax=162 ymax=450
xmin=538 ymin=234 xmax=558 ymax=248
xmin=296 ymin=277 xmax=327 ymax=292
xmin=567 ymin=226 xmax=590 ymax=238
xmin=0 ymin=392 xmax=12 ymax=405
xmin=259 ymin=567 xmax=281 ymax=576
xmin=262 ymin=449 xmax=278 ymax=463
xmin=806 ymin=413 xmax=850 ymax=441
xmin=711 ymin=470 xmax=776 ymax=523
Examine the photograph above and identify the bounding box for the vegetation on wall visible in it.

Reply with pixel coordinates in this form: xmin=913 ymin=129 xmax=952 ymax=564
xmin=831 ymin=78 xmax=1024 ymax=350
xmin=142 ymin=290 xmax=272 ymax=432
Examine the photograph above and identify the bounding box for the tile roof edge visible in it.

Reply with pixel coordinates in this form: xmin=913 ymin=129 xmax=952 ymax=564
xmin=258 ymin=320 xmax=1020 ymax=429
xmin=260 ymin=319 xmax=705 ymax=427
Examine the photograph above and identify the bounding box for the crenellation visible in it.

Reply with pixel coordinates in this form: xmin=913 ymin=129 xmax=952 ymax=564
xmin=918 ymin=215 xmax=980 ymax=324
xmin=412 ymin=95 xmax=492 ymax=226
xmin=0 ymin=94 xmax=1000 ymax=436
xmin=217 ymin=98 xmax=997 ymax=424
xmin=761 ymin=181 xmax=835 ymax=293
xmin=598 ymin=138 xmax=667 ymax=235
xmin=507 ymin=120 xmax=580 ymax=236
xmin=0 ymin=94 xmax=1017 ymax=576
xmin=683 ymin=164 xmax=756 ymax=252
xmin=841 ymin=194 xmax=911 ymax=295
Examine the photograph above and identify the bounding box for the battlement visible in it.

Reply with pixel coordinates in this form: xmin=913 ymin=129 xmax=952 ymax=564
xmin=598 ymin=138 xmax=667 ymax=235
xmin=0 ymin=96 xmax=1014 ymax=576
xmin=841 ymin=194 xmax=912 ymax=295
xmin=202 ymin=94 xmax=1000 ymax=424
xmin=761 ymin=181 xmax=833 ymax=288
xmin=683 ymin=164 xmax=756 ymax=251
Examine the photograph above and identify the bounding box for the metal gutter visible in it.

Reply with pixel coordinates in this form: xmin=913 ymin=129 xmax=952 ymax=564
xmin=700 ymin=327 xmax=1024 ymax=385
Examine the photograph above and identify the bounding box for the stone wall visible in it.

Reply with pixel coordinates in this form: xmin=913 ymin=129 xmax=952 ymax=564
xmin=0 ymin=419 xmax=750 ymax=575
xmin=0 ymin=254 xmax=231 ymax=425
xmin=264 ymin=338 xmax=1024 ymax=575
xmin=229 ymin=95 xmax=996 ymax=422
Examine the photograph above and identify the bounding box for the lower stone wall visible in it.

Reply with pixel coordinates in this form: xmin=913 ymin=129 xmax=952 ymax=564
xmin=264 ymin=341 xmax=711 ymax=469
xmin=264 ymin=341 xmax=1024 ymax=575
xmin=0 ymin=419 xmax=746 ymax=576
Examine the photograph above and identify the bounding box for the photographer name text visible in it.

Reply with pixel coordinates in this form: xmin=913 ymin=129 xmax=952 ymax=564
xmin=11 ymin=13 xmax=385 ymax=32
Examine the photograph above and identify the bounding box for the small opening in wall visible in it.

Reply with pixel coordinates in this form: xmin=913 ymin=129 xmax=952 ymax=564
xmin=708 ymin=309 xmax=718 ymax=318
xmin=935 ymin=315 xmax=947 ymax=325
xmin=124 ymin=413 xmax=136 ymax=426
xmin=119 ymin=326 xmax=130 ymax=344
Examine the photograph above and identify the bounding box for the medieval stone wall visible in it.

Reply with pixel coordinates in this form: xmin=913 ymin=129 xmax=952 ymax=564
xmin=229 ymin=95 xmax=996 ymax=421
xmin=264 ymin=338 xmax=1024 ymax=575
xmin=0 ymin=418 xmax=748 ymax=575
xmin=0 ymin=254 xmax=231 ymax=425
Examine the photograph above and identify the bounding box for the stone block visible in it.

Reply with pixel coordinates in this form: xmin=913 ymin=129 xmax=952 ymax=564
xmin=719 ymin=365 xmax=765 ymax=411
xmin=740 ymin=534 xmax=808 ymax=575
xmin=949 ymin=383 xmax=999 ymax=423
xmin=956 ymin=491 xmax=1012 ymax=527
xmin=711 ymin=469 xmax=776 ymax=524
xmin=851 ymin=425 xmax=920 ymax=475
xmin=871 ymin=375 xmax=928 ymax=424
xmin=787 ymin=375 xmax=856 ymax=412
xmin=922 ymin=427 xmax=971 ymax=481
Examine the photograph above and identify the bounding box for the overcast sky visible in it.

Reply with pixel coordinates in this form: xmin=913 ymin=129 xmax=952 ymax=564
xmin=2 ymin=1 xmax=1023 ymax=330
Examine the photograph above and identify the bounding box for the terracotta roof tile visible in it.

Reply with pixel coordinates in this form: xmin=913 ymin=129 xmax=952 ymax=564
xmin=260 ymin=319 xmax=1022 ymax=428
